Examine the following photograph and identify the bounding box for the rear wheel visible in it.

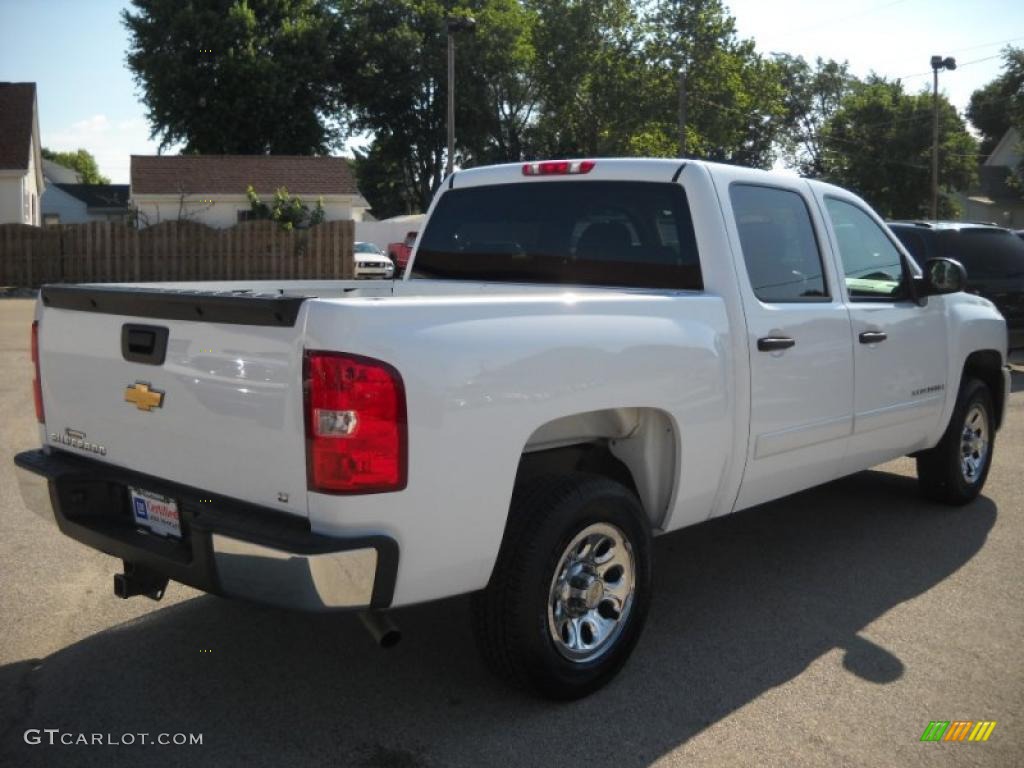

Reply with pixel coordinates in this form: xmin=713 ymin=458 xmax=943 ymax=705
xmin=471 ymin=473 xmax=652 ymax=700
xmin=916 ymin=377 xmax=995 ymax=505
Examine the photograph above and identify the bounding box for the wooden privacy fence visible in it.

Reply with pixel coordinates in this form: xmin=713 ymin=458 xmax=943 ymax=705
xmin=0 ymin=219 xmax=355 ymax=288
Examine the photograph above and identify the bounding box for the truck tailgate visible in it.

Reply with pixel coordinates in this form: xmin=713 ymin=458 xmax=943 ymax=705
xmin=36 ymin=285 xmax=311 ymax=517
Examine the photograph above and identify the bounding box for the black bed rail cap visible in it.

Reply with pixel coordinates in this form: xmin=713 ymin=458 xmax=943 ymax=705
xmin=39 ymin=284 xmax=311 ymax=327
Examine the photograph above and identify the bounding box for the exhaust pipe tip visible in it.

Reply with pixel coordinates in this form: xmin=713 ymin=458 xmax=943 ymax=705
xmin=359 ymin=611 xmax=401 ymax=648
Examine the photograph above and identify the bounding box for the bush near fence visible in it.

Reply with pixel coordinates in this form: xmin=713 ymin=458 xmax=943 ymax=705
xmin=0 ymin=219 xmax=355 ymax=288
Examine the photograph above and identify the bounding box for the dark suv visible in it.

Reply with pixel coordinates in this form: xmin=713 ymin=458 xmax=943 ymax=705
xmin=888 ymin=221 xmax=1024 ymax=350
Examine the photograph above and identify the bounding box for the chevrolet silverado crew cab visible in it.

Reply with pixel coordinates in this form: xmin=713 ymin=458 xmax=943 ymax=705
xmin=15 ymin=159 xmax=1010 ymax=699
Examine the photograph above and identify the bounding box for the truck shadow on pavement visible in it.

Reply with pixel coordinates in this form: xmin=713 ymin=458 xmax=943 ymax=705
xmin=0 ymin=470 xmax=996 ymax=768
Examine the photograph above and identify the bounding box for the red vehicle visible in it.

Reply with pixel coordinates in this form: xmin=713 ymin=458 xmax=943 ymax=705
xmin=388 ymin=231 xmax=418 ymax=271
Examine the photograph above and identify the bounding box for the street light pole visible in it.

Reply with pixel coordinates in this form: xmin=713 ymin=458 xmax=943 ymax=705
xmin=930 ymin=55 xmax=956 ymax=220
xmin=445 ymin=16 xmax=476 ymax=179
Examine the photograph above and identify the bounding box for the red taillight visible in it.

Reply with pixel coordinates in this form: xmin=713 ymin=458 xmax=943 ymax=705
xmin=304 ymin=351 xmax=407 ymax=494
xmin=31 ymin=320 xmax=44 ymax=423
xmin=522 ymin=160 xmax=595 ymax=176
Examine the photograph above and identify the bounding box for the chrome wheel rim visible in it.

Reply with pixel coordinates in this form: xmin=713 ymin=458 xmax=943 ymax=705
xmin=547 ymin=522 xmax=636 ymax=664
xmin=960 ymin=403 xmax=990 ymax=484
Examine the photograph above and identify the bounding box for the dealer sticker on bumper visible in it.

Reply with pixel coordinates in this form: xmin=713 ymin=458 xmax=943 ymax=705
xmin=128 ymin=487 xmax=181 ymax=539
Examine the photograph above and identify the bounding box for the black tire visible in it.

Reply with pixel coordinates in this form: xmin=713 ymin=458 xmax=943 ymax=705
xmin=471 ymin=473 xmax=652 ymax=700
xmin=916 ymin=377 xmax=995 ymax=505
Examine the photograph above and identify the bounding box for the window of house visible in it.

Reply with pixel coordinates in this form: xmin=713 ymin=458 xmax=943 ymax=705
xmin=43 ymin=213 xmax=60 ymax=227
xmin=729 ymin=184 xmax=828 ymax=302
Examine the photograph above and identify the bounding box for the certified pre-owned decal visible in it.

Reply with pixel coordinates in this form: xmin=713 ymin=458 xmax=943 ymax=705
xmin=912 ymin=384 xmax=945 ymax=397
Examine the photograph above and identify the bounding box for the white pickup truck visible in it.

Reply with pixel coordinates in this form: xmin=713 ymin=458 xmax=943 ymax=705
xmin=15 ymin=159 xmax=1010 ymax=699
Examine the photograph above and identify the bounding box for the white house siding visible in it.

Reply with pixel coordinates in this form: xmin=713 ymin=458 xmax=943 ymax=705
xmin=41 ymin=185 xmax=90 ymax=224
xmin=24 ymin=142 xmax=40 ymax=225
xmin=0 ymin=175 xmax=26 ymax=224
xmin=132 ymin=194 xmax=364 ymax=228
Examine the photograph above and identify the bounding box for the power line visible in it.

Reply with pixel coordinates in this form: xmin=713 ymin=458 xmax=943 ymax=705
xmin=948 ymin=36 xmax=1024 ymax=55
xmin=688 ymin=92 xmax=988 ymax=170
xmin=894 ymin=53 xmax=1006 ymax=81
xmin=777 ymin=0 xmax=913 ymax=38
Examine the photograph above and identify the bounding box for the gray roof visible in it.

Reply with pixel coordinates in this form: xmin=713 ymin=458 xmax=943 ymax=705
xmin=55 ymin=184 xmax=130 ymax=210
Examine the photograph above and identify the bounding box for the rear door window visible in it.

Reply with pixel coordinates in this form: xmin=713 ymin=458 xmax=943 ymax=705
xmin=729 ymin=184 xmax=828 ymax=302
xmin=412 ymin=181 xmax=702 ymax=290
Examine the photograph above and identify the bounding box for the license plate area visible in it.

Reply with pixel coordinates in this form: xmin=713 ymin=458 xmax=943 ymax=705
xmin=129 ymin=486 xmax=182 ymax=539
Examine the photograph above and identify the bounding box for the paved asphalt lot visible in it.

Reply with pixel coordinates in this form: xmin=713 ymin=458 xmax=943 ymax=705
xmin=0 ymin=296 xmax=1021 ymax=767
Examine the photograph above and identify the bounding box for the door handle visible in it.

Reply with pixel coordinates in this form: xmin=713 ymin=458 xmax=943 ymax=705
xmin=757 ymin=336 xmax=796 ymax=352
xmin=858 ymin=330 xmax=888 ymax=344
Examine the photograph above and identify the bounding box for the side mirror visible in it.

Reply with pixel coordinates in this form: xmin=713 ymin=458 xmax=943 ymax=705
xmin=924 ymin=257 xmax=967 ymax=296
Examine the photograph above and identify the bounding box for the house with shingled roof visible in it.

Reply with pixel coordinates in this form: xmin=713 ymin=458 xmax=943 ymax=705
xmin=42 ymin=184 xmax=131 ymax=226
xmin=0 ymin=83 xmax=44 ymax=226
xmin=129 ymin=155 xmax=369 ymax=228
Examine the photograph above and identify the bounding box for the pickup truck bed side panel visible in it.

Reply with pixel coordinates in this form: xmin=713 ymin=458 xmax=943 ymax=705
xmin=302 ymin=291 xmax=733 ymax=607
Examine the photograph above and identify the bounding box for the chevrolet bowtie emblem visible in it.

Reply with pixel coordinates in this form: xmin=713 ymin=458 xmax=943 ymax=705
xmin=124 ymin=382 xmax=165 ymax=412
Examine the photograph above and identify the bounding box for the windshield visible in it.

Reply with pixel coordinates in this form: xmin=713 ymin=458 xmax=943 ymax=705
xmin=354 ymin=242 xmax=380 ymax=254
xmin=412 ymin=181 xmax=702 ymax=290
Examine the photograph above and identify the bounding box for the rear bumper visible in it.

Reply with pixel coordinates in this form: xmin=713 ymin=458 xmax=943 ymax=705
xmin=14 ymin=449 xmax=398 ymax=612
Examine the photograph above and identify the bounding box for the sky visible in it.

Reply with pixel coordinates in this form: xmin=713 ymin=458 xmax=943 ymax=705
xmin=1 ymin=0 xmax=1022 ymax=183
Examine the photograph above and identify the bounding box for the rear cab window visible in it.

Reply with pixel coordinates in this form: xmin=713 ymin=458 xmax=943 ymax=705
xmin=412 ymin=181 xmax=702 ymax=290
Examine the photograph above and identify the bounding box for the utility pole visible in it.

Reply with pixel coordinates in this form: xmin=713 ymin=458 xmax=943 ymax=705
xmin=445 ymin=16 xmax=476 ymax=179
xmin=447 ymin=31 xmax=455 ymax=178
xmin=677 ymin=62 xmax=688 ymax=158
xmin=930 ymin=55 xmax=956 ymax=220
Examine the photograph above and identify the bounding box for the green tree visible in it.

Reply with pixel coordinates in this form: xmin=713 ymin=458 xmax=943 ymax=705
xmin=822 ymin=77 xmax=978 ymax=218
xmin=526 ymin=0 xmax=644 ymax=158
xmin=352 ymin=135 xmax=421 ymax=219
xmin=40 ymin=147 xmax=110 ymax=184
xmin=246 ymin=185 xmax=325 ymax=230
xmin=966 ymin=47 xmax=1024 ymax=158
xmin=122 ymin=0 xmax=340 ymax=153
xmin=774 ymin=55 xmax=855 ymax=177
xmin=335 ymin=0 xmax=535 ymax=211
xmin=966 ymin=46 xmax=1024 ymax=194
xmin=634 ymin=0 xmax=786 ymax=167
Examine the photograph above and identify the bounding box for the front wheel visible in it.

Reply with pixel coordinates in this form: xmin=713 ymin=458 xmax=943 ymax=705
xmin=471 ymin=473 xmax=652 ymax=700
xmin=916 ymin=377 xmax=995 ymax=505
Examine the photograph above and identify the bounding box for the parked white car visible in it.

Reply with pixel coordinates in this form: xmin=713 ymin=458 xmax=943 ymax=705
xmin=15 ymin=158 xmax=1010 ymax=699
xmin=353 ymin=241 xmax=395 ymax=278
